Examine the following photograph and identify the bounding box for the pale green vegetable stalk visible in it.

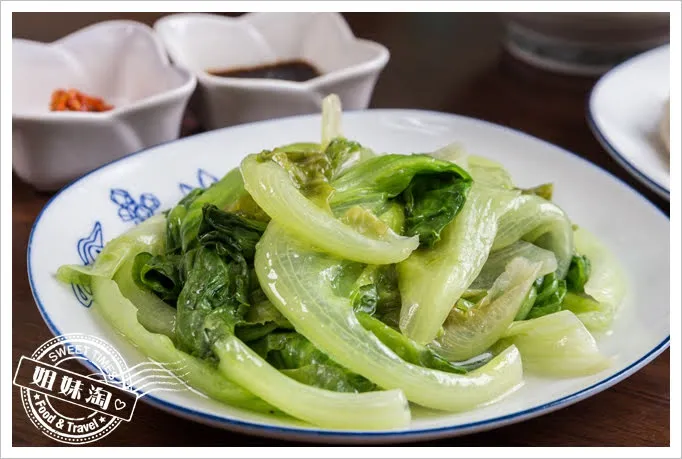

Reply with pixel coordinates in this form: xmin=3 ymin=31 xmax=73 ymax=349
xmin=56 ymin=217 xmax=272 ymax=412
xmin=255 ymin=223 xmax=523 ymax=412
xmin=493 ymin=194 xmax=574 ymax=278
xmin=430 ymin=143 xmax=468 ymax=165
xmin=431 ymin=257 xmax=542 ymax=361
xmin=93 ymin=277 xmax=273 ymax=411
xmin=499 ymin=310 xmax=611 ymax=377
xmin=569 ymin=227 xmax=627 ymax=331
xmin=470 ymin=241 xmax=557 ymax=291
xmin=241 ymin=155 xmax=419 ymax=264
xmin=321 ymin=94 xmax=342 ymax=147
xmin=213 ymin=336 xmax=410 ymax=430
xmin=431 ymin=144 xmax=513 ymax=190
xmin=398 ymin=184 xmax=519 ymax=344
xmin=64 ymin=218 xmax=412 ymax=428
xmin=57 ymin=214 xmax=168 ymax=285
xmin=117 ymin=256 xmax=177 ymax=339
xmin=465 ymin=156 xmax=515 ymax=189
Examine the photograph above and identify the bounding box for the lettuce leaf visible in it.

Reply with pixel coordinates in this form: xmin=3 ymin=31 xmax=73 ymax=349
xmin=356 ymin=312 xmax=492 ymax=374
xmin=241 ymin=154 xmax=419 ymax=264
xmin=255 ymin=222 xmax=523 ymax=412
xmin=251 ymin=332 xmax=376 ymax=393
xmin=85 ymin=211 xmax=409 ymax=429
xmin=330 ymin=154 xmax=472 ymax=247
xmin=525 ymin=272 xmax=567 ymax=320
xmin=566 ymin=254 xmax=591 ymax=293
xmin=59 ymin=216 xmax=274 ymax=412
xmin=493 ymin=195 xmax=574 ymax=279
xmin=431 ymin=257 xmax=542 ymax=361
xmin=470 ymin=241 xmax=558 ymax=291
xmin=177 ymin=168 xmax=249 ymax=252
xmin=498 ymin=310 xmax=611 ymax=377
xmin=567 ymin=227 xmax=626 ymax=331
xmin=211 ymin=335 xmax=410 ymax=429
xmin=397 ymin=184 xmax=518 ymax=344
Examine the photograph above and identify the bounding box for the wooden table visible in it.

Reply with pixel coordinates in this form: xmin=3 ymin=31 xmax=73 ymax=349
xmin=12 ymin=13 xmax=670 ymax=447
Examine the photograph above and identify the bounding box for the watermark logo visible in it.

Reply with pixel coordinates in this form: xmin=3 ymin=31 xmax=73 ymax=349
xmin=14 ymin=334 xmax=185 ymax=444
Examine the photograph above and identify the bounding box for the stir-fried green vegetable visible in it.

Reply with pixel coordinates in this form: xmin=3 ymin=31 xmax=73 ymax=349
xmin=497 ymin=310 xmax=611 ymax=376
xmin=56 ymin=94 xmax=624 ymax=429
xmin=397 ymin=184 xmax=518 ymax=344
xmin=255 ymin=223 xmax=523 ymax=412
xmin=432 ymin=257 xmax=543 ymax=361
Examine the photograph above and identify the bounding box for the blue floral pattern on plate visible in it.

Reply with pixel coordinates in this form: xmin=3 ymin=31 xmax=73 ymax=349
xmin=71 ymin=221 xmax=104 ymax=308
xmin=110 ymin=189 xmax=161 ymax=224
xmin=179 ymin=168 xmax=219 ymax=195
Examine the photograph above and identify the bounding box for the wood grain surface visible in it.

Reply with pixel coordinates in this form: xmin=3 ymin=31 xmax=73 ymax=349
xmin=11 ymin=12 xmax=670 ymax=447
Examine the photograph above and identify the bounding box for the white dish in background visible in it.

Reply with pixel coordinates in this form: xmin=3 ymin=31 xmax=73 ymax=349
xmin=28 ymin=110 xmax=669 ymax=443
xmin=154 ymin=13 xmax=389 ymax=129
xmin=12 ymin=20 xmax=196 ymax=191
xmin=501 ymin=13 xmax=669 ymax=76
xmin=588 ymin=44 xmax=670 ymax=199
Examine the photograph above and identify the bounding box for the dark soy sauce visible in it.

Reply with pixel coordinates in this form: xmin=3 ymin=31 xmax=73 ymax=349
xmin=209 ymin=60 xmax=321 ymax=82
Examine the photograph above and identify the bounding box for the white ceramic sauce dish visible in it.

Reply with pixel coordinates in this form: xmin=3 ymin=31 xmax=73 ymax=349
xmin=13 ymin=20 xmax=197 ymax=191
xmin=154 ymin=13 xmax=390 ymax=129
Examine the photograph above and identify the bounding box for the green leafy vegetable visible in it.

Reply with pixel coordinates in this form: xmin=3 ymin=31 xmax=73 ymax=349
xmin=321 ymin=93 xmax=342 ymax=147
xmin=402 ymin=173 xmax=470 ymax=247
xmin=498 ymin=310 xmax=611 ymax=377
xmin=569 ymin=227 xmax=626 ymax=331
xmin=470 ymin=240 xmax=558 ymax=291
xmin=132 ymin=252 xmax=183 ymax=303
xmin=251 ymin=332 xmax=376 ymax=393
xmin=234 ymin=297 xmax=293 ymax=342
xmin=510 ymin=254 xmax=595 ymax=322
xmin=525 ymin=273 xmax=567 ymax=320
xmin=255 ymin=222 xmax=523 ymax=412
xmin=432 ymin=146 xmax=514 ymax=190
xmin=356 ymin=312 xmax=491 ymax=374
xmin=57 ymin=215 xmax=168 ymax=286
xmin=397 ymin=184 xmax=518 ymax=344
xmin=55 ymin=93 xmax=627 ymax=429
xmin=173 ymin=204 xmax=267 ymax=357
xmin=212 ymin=335 xmax=410 ymax=429
xmin=94 ymin=211 xmax=409 ymax=429
xmin=346 ymin=263 xmax=402 ymax=328
xmin=257 ymin=146 xmax=333 ymax=207
xmin=514 ymin=285 xmax=538 ymax=321
xmin=241 ymin=154 xmax=419 ymax=264
xmin=464 ymin=155 xmax=515 ymax=189
xmin=520 ymin=183 xmax=554 ymax=201
xmin=60 ymin=216 xmax=274 ymax=412
xmin=177 ymin=167 xmax=248 ymax=252
xmin=118 ymin=254 xmax=177 ymax=340
xmin=493 ymin=194 xmax=574 ymax=279
xmin=566 ymin=254 xmax=591 ymax=293
xmin=330 ymin=154 xmax=472 ymax=247
xmin=431 ymin=257 xmax=542 ymax=361
xmin=325 ymin=138 xmax=373 ymax=178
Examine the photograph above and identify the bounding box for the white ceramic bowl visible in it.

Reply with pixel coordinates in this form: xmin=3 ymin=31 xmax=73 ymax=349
xmin=154 ymin=13 xmax=390 ymax=129
xmin=13 ymin=20 xmax=197 ymax=191
xmin=501 ymin=13 xmax=669 ymax=76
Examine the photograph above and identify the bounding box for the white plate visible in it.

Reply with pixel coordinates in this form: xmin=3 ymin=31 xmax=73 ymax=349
xmin=588 ymin=44 xmax=670 ymax=199
xmin=28 ymin=110 xmax=670 ymax=443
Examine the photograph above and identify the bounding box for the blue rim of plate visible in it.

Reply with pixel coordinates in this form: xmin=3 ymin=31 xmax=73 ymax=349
xmin=586 ymin=46 xmax=670 ymax=201
xmin=587 ymin=110 xmax=670 ymax=201
xmin=26 ymin=110 xmax=671 ymax=441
